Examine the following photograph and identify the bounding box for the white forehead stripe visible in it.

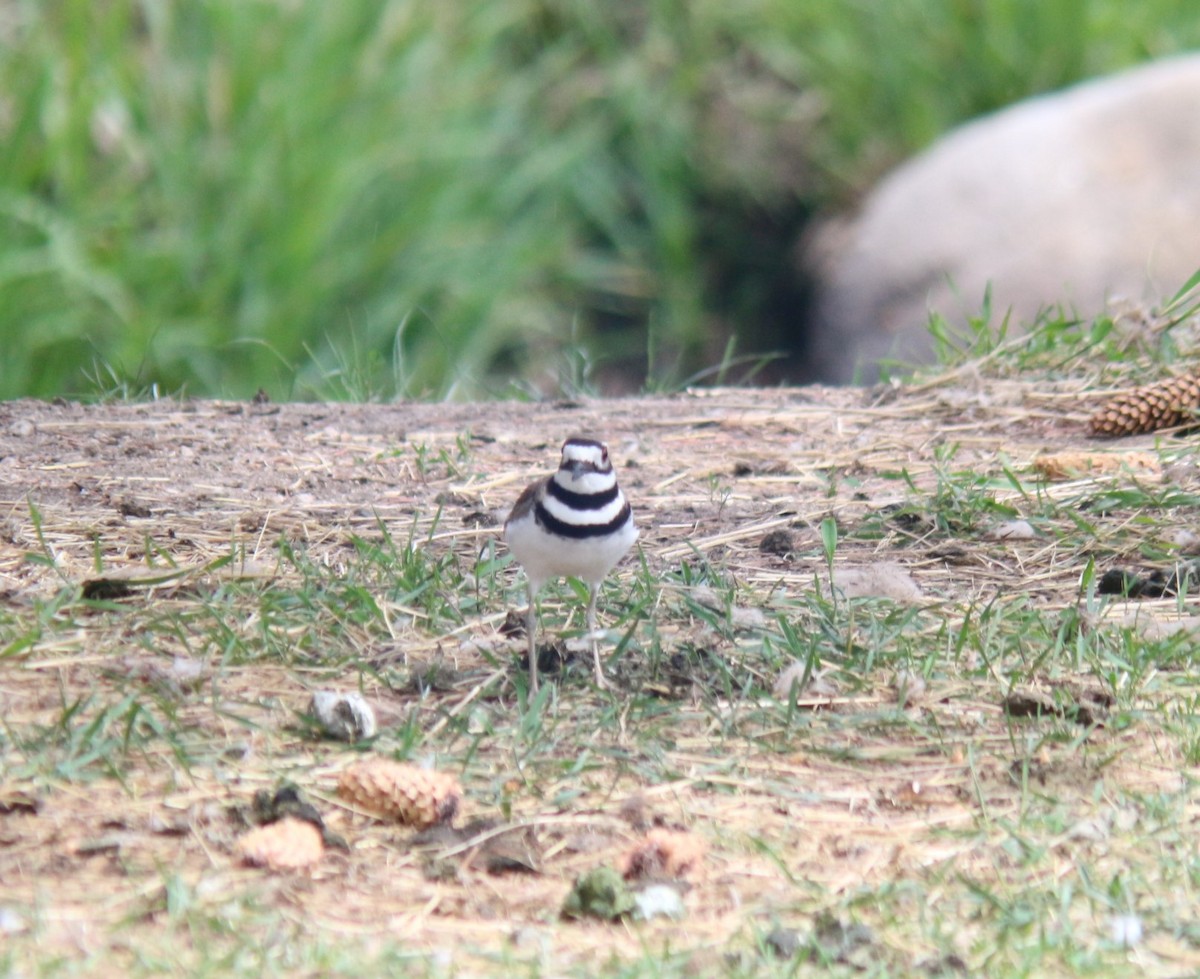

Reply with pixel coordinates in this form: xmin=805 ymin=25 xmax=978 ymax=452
xmin=561 ymin=442 xmax=609 ymax=468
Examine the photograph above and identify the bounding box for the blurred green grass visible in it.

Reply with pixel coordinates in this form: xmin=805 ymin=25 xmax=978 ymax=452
xmin=2 ymin=0 xmax=1198 ymax=401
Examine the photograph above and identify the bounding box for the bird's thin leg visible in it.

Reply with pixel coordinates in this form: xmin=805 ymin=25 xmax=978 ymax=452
xmin=587 ymin=584 xmax=609 ymax=688
xmin=526 ymin=580 xmax=539 ymax=693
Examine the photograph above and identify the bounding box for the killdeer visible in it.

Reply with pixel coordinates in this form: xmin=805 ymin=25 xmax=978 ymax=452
xmin=504 ymin=437 xmax=638 ymax=691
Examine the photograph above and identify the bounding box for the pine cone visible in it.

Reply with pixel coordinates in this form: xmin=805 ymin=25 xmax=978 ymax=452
xmin=1089 ymin=371 xmax=1200 ymax=437
xmin=622 ymin=828 xmax=707 ymax=881
xmin=337 ymin=759 xmax=460 ymax=828
xmin=236 ymin=816 xmax=324 ymax=870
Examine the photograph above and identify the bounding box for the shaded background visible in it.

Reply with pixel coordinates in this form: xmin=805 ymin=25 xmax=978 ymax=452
xmin=3 ymin=0 xmax=1199 ymax=400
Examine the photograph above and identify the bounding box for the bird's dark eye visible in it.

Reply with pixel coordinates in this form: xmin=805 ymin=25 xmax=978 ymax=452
xmin=601 ymin=448 xmax=609 ymax=463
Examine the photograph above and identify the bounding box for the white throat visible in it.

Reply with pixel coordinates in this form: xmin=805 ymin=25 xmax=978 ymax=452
xmin=555 ymin=469 xmax=616 ymax=495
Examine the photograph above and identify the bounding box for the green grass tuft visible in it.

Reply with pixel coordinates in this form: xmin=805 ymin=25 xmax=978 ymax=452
xmin=4 ymin=2 xmax=1200 ymax=398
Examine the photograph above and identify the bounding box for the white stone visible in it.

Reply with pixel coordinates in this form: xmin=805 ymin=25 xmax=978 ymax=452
xmin=307 ymin=691 xmax=377 ymax=741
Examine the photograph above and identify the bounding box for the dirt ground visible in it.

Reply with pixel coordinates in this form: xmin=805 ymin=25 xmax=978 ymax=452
xmin=1 ymin=382 xmax=1196 ymax=973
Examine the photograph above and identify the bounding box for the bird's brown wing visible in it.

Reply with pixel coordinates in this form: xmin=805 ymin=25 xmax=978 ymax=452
xmin=504 ymin=478 xmax=543 ymax=530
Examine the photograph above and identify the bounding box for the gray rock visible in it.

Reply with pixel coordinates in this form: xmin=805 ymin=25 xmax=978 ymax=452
xmin=808 ymin=55 xmax=1200 ymax=382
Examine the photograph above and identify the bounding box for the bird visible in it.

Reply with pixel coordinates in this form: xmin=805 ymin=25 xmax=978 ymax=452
xmin=504 ymin=436 xmax=638 ymax=691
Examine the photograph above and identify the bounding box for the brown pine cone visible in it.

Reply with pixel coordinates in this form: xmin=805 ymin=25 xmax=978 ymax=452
xmin=1089 ymin=370 xmax=1200 ymax=437
xmin=622 ymin=828 xmax=707 ymax=881
xmin=337 ymin=759 xmax=461 ymax=828
xmin=236 ymin=816 xmax=324 ymax=870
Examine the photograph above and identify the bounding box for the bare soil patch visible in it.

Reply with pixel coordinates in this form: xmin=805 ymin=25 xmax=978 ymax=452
xmin=1 ymin=384 xmax=1196 ymax=973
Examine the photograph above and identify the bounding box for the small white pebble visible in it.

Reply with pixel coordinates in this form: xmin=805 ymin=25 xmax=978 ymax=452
xmin=0 ymin=906 xmax=26 ymax=934
xmin=893 ymin=668 xmax=926 ymax=707
xmin=730 ymin=606 xmax=766 ymax=631
xmin=1127 ymin=614 xmax=1200 ymax=641
xmin=1113 ymin=806 xmax=1140 ymax=833
xmin=1171 ymin=528 xmax=1200 ymax=553
xmin=467 ymin=706 xmax=490 ymax=735
xmin=688 ymin=585 xmax=723 ymax=611
xmin=459 ymin=637 xmax=503 ymax=655
xmin=773 ymin=662 xmax=810 ymax=699
xmin=633 ymin=884 xmax=686 ymax=921
xmin=831 ymin=564 xmax=922 ymax=602
xmin=1110 ymin=914 xmax=1143 ymax=947
xmin=1067 ymin=816 xmax=1110 ymax=842
xmin=985 ymin=519 xmax=1038 ymax=541
xmin=566 ymin=629 xmax=621 ymax=652
xmin=171 ymin=654 xmax=204 ymax=686
xmin=307 ymin=691 xmax=377 ymax=741
xmin=1163 ymin=462 xmax=1198 ymax=485
xmin=773 ymin=662 xmax=839 ymax=700
xmin=509 ymin=926 xmax=551 ymax=954
xmin=687 ymin=587 xmax=764 ymax=630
